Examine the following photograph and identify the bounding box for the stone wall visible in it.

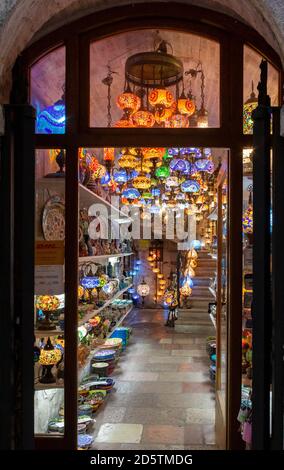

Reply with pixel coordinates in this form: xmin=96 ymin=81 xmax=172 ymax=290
xmin=0 ymin=0 xmax=283 ymax=102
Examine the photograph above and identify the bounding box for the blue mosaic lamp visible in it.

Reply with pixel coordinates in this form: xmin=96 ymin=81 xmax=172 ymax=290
xmin=36 ymin=97 xmax=66 ymax=134
xmin=180 ymin=180 xmax=201 ymax=193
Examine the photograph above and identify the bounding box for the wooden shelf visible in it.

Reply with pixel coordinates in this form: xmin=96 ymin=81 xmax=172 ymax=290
xmin=34 ymin=328 xmax=64 ymax=338
xmin=79 ymin=252 xmax=133 ymax=263
xmin=35 ymin=383 xmax=64 ymax=391
xmin=78 ymin=304 xmax=134 ymax=382
xmin=78 ymin=284 xmax=133 ymax=327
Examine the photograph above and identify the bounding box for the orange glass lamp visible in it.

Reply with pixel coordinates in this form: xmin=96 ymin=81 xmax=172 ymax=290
xmin=103 ymin=147 xmax=115 ymax=162
xmin=39 ymin=337 xmax=62 ymax=383
xmin=36 ymin=295 xmax=60 ymax=330
xmin=152 ymin=267 xmax=160 ymax=274
xmin=115 ymin=118 xmax=134 ymax=128
xmin=149 ymin=88 xmax=174 ymax=114
xmin=116 ymin=91 xmax=141 ymax=118
xmin=131 ymin=110 xmax=155 ymax=127
xmin=177 ymin=93 xmax=196 ymax=116
xmin=142 ymin=148 xmax=166 ymax=160
xmin=157 ymin=273 xmax=164 ymax=279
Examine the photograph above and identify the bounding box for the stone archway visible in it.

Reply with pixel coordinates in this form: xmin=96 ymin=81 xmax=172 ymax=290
xmin=0 ymin=0 xmax=283 ymax=101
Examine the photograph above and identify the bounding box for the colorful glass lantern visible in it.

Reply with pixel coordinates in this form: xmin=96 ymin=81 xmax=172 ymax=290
xmin=118 ymin=154 xmax=138 ymax=169
xmin=93 ymin=164 xmax=106 ymax=179
xmin=149 ymin=89 xmax=174 ymax=109
xmin=151 ymin=188 xmax=161 ymax=197
xmin=142 ymin=148 xmax=166 ymax=160
xmin=152 ymin=267 xmax=160 ymax=274
xmin=36 ymin=98 xmax=66 ymax=134
xmin=166 ymin=176 xmax=179 ymax=187
xmin=170 ymin=158 xmax=190 ymax=173
xmin=103 ymin=147 xmax=115 ymax=162
xmin=177 ymin=96 xmax=196 ymax=116
xmin=39 ymin=337 xmax=62 ymax=383
xmin=133 ymin=175 xmax=152 ymax=190
xmin=113 ymin=169 xmax=128 ymax=183
xmin=157 ymin=273 xmax=164 ymax=279
xmin=100 ymin=172 xmax=111 ymax=185
xmin=131 ymin=110 xmax=155 ymax=127
xmin=181 ymin=180 xmax=201 ymax=193
xmin=81 ymin=276 xmax=100 ymax=289
xmin=168 ymin=148 xmax=180 ymax=157
xmin=243 ymin=205 xmax=253 ymax=234
xmin=197 ymin=108 xmax=209 ymax=128
xmin=137 ymin=279 xmax=150 ymax=299
xmin=122 ymin=187 xmax=141 ymax=200
xmin=116 ymin=92 xmax=141 ymax=116
xmin=155 ymin=166 xmax=170 ymax=179
xmin=154 ymin=107 xmax=173 ymax=124
xmin=36 ymin=295 xmax=60 ymax=330
xmin=141 ymin=191 xmax=153 ymax=200
xmin=165 ymin=114 xmax=189 ymax=128
xmin=180 ymin=284 xmax=192 ymax=297
xmin=243 ymin=82 xmax=258 ymax=134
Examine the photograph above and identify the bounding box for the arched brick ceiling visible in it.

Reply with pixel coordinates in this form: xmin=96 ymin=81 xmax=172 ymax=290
xmin=0 ymin=0 xmax=283 ymax=101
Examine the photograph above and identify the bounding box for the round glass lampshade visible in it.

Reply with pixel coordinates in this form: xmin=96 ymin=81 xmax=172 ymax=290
xmin=137 ymin=280 xmax=150 ymax=297
xmin=165 ymin=114 xmax=188 ymax=128
xmin=177 ymin=97 xmax=196 ymax=116
xmin=149 ymin=89 xmax=174 ymax=108
xmin=116 ymin=92 xmax=141 ymax=114
xmin=181 ymin=180 xmax=201 ymax=193
xmin=131 ymin=110 xmax=155 ymax=127
xmin=133 ymin=175 xmax=152 ymax=190
xmin=39 ymin=338 xmax=62 ymax=366
xmin=81 ymin=276 xmax=100 ymax=289
xmin=155 ymin=166 xmax=170 ymax=179
xmin=122 ymin=187 xmax=141 ymax=200
xmin=36 ymin=295 xmax=60 ymax=311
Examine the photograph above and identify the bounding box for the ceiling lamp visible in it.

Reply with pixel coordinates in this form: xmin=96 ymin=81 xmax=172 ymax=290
xmin=142 ymin=148 xmax=166 ymax=160
xmin=133 ymin=175 xmax=152 ymax=190
xmin=170 ymin=158 xmax=191 ymax=173
xmin=36 ymin=92 xmax=66 ymax=134
xmin=155 ymin=165 xmax=170 ymax=179
xmin=113 ymin=169 xmax=128 ymax=183
xmin=118 ymin=154 xmax=138 ymax=169
xmin=197 ymin=107 xmax=209 ymax=128
xmin=181 ymin=180 xmax=201 ymax=193
xmin=103 ymin=147 xmax=115 ymax=162
xmin=137 ymin=279 xmax=150 ymax=305
xmin=166 ymin=176 xmax=179 ymax=187
xmin=165 ymin=114 xmax=189 ymax=128
xmin=116 ymin=91 xmax=141 ymax=117
xmin=148 ymin=88 xmax=174 ymax=113
xmin=152 ymin=267 xmax=160 ymax=274
xmin=131 ymin=110 xmax=155 ymax=127
xmin=243 ymin=81 xmax=258 ymax=134
xmin=122 ymin=187 xmax=141 ymax=200
xmin=177 ymin=91 xmax=196 ymax=116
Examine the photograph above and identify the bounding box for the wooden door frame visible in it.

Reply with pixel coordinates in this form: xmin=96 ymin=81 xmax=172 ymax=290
xmin=9 ymin=2 xmax=283 ymax=450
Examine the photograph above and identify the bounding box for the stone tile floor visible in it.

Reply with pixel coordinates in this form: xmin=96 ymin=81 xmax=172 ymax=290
xmin=91 ymin=308 xmax=217 ymax=450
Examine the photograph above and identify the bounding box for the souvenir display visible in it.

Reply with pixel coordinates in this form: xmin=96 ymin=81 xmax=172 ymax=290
xmin=42 ymin=195 xmax=65 ymax=241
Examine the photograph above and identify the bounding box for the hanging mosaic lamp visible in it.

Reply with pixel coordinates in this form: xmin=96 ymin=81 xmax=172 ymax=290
xmin=181 ymin=180 xmax=201 ymax=193
xmin=103 ymin=147 xmax=115 ymax=162
xmin=151 ymin=188 xmax=161 ymax=197
xmin=177 ymin=94 xmax=196 ymax=116
xmin=113 ymin=169 xmax=128 ymax=183
xmin=115 ymin=118 xmax=134 ymax=128
xmin=165 ymin=113 xmax=189 ymax=128
xmin=142 ymin=148 xmax=166 ymax=160
xmin=169 ymin=158 xmax=190 ymax=173
xmin=166 ymin=176 xmax=179 ymax=187
xmin=36 ymin=97 xmax=66 ymax=134
xmin=137 ymin=279 xmax=150 ymax=297
xmin=149 ymin=89 xmax=174 ymax=109
xmin=131 ymin=110 xmax=155 ymax=127
xmin=154 ymin=107 xmax=173 ymax=124
xmin=132 ymin=175 xmax=152 ymax=190
xmin=122 ymin=187 xmax=141 ymax=200
xmin=116 ymin=91 xmax=141 ymax=116
xmin=195 ymin=158 xmax=211 ymax=171
xmin=243 ymin=81 xmax=258 ymax=134
xmin=100 ymin=172 xmax=111 ymax=185
xmin=118 ymin=154 xmax=138 ymax=169
xmin=183 ymin=162 xmax=198 ymax=176
xmin=155 ymin=165 xmax=170 ymax=179
xmin=168 ymin=148 xmax=180 ymax=157
xmin=197 ymin=107 xmax=209 ymax=128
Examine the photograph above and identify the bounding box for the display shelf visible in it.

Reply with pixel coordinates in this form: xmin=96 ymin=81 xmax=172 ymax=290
xmin=34 ymin=328 xmax=64 ymax=338
xmin=78 ymin=284 xmax=133 ymax=327
xmin=34 ymin=383 xmax=64 ymax=391
xmin=209 ymin=313 xmax=217 ymax=330
xmin=78 ymin=304 xmax=134 ymax=382
xmin=79 ymin=252 xmax=133 ymax=263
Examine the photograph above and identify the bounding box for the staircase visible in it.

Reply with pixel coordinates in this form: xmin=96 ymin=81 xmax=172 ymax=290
xmin=175 ymin=250 xmax=216 ymax=333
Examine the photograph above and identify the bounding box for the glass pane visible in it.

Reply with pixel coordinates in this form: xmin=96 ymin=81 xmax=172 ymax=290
xmin=34 ymin=149 xmax=66 ymax=436
xmin=90 ymin=30 xmax=220 ymax=128
xmin=30 ymin=47 xmax=66 ymax=134
xmin=220 ymin=177 xmax=228 ymax=394
xmin=243 ymin=45 xmax=279 ymax=134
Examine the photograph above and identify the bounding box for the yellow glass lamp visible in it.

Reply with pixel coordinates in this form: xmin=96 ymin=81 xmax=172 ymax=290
xmin=118 ymin=154 xmax=138 ymax=169
xmin=180 ymin=284 xmax=192 ymax=297
xmin=39 ymin=337 xmax=62 ymax=384
xmin=152 ymin=267 xmax=160 ymax=274
xmin=147 ymin=256 xmax=154 ymax=262
xmin=177 ymin=94 xmax=196 ymax=116
xmin=133 ymin=175 xmax=152 ymax=190
xmin=157 ymin=273 xmax=164 ymax=279
xmin=36 ymin=295 xmax=60 ymax=330
xmin=142 ymin=148 xmax=166 ymax=160
xmin=103 ymin=147 xmax=115 ymax=162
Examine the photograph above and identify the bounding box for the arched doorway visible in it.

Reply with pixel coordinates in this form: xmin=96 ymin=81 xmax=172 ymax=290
xmin=8 ymin=2 xmax=283 ymax=450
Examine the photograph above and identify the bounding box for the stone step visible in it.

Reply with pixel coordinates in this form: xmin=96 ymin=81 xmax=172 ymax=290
xmin=188 ymin=299 xmax=213 ymax=308
xmin=192 ymin=277 xmax=212 ymax=286
xmin=178 ymin=312 xmax=209 ymax=321
xmin=195 ymin=269 xmax=216 ymax=277
xmin=177 ymin=318 xmax=212 ymax=326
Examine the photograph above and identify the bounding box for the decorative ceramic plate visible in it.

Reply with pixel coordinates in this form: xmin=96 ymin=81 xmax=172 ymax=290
xmin=42 ymin=195 xmax=65 ymax=240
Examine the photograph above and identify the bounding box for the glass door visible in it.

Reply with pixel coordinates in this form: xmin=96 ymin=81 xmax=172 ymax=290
xmin=215 ymin=166 xmax=228 ymax=448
